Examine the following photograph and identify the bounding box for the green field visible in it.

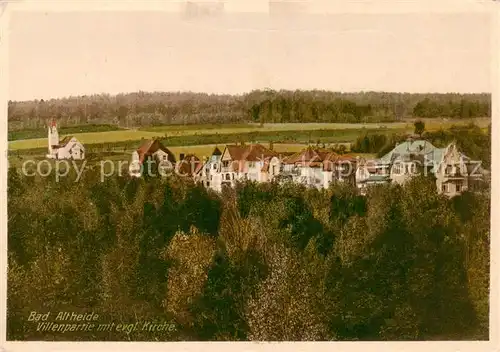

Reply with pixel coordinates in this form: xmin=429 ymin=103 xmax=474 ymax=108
xmin=7 ymin=124 xmax=124 ymax=141
xmin=9 ymin=130 xmax=166 ymax=150
xmin=141 ymin=118 xmax=490 ymax=134
xmin=8 ymin=118 xmax=490 ymax=151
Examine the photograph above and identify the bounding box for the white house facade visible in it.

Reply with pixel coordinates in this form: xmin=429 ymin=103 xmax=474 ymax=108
xmin=280 ymin=147 xmax=357 ymax=190
xmin=217 ymin=144 xmax=279 ymax=188
xmin=46 ymin=120 xmax=85 ymax=160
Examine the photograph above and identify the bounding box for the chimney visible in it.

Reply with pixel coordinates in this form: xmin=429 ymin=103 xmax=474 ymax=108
xmin=269 ymin=141 xmax=274 ymax=151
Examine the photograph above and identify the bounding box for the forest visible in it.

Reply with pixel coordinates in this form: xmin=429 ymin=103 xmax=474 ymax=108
xmin=7 ymin=167 xmax=490 ymax=341
xmin=8 ymin=90 xmax=491 ymax=130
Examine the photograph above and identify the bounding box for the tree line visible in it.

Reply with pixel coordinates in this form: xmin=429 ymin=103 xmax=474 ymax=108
xmin=8 ymin=90 xmax=491 ymax=130
xmin=7 ymin=167 xmax=490 ymax=341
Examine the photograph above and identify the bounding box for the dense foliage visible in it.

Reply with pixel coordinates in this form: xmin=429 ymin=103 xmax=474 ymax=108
xmin=8 ymin=90 xmax=490 ymax=130
xmin=7 ymin=168 xmax=490 ymax=341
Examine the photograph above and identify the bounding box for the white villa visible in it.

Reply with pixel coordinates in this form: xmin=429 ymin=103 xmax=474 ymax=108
xmin=193 ymin=144 xmax=282 ymax=191
xmin=280 ymin=147 xmax=357 ymax=189
xmin=46 ymin=120 xmax=85 ymax=160
xmin=193 ymin=144 xmax=357 ymax=191
xmin=218 ymin=143 xmax=280 ymax=188
xmin=195 ymin=147 xmax=224 ymax=192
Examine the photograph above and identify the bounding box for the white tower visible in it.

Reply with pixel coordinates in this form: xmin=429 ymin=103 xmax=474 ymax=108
xmin=48 ymin=120 xmax=59 ymax=156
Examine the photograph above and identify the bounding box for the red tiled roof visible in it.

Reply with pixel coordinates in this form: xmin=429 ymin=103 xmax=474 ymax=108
xmin=245 ymin=144 xmax=278 ymax=161
xmin=225 ymin=145 xmax=247 ymax=161
xmin=136 ymin=139 xmax=176 ymax=164
xmin=322 ymin=153 xmax=357 ymax=171
xmin=284 ymin=147 xmax=331 ymax=167
xmin=224 ymin=144 xmax=277 ymax=162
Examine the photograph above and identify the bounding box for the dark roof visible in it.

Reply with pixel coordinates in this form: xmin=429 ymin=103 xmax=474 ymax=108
xmin=59 ymin=136 xmax=74 ymax=147
xmin=212 ymin=146 xmax=222 ymax=156
xmin=176 ymin=154 xmax=203 ymax=176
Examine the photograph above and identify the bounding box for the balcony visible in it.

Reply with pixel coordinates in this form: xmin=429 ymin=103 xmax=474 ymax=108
xmin=444 ymin=169 xmax=465 ymax=180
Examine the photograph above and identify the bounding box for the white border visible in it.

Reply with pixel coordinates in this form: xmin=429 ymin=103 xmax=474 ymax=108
xmin=0 ymin=1 xmax=498 ymax=352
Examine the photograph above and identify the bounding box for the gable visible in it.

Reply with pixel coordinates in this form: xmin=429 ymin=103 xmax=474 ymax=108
xmin=221 ymin=147 xmax=234 ymax=161
xmin=443 ymin=143 xmax=461 ymax=163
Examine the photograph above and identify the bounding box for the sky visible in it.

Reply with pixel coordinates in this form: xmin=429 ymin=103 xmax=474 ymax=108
xmin=7 ymin=7 xmax=492 ymax=101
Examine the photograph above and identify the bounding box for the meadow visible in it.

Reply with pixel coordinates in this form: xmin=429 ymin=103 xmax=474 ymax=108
xmin=7 ymin=124 xmax=123 ymax=141
xmin=7 ymin=118 xmax=490 ymax=151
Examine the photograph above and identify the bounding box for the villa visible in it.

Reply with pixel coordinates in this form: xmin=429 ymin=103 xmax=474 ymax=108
xmin=355 ymin=138 xmax=486 ymax=197
xmin=280 ymin=147 xmax=357 ymax=189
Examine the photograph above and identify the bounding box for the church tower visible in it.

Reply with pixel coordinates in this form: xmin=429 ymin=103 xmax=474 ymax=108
xmin=48 ymin=119 xmax=59 ymax=155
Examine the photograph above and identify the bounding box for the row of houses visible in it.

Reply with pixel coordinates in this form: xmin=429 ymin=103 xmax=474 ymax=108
xmin=355 ymin=139 xmax=486 ymax=197
xmin=43 ymin=121 xmax=488 ymax=198
xmin=129 ymin=137 xmax=487 ymax=198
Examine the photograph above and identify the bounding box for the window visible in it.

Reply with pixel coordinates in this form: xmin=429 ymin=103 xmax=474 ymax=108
xmin=393 ymin=164 xmax=401 ymax=174
xmin=213 ymin=164 xmax=217 ymax=170
xmin=163 ymin=155 xmax=168 ymax=161
xmin=456 ymin=184 xmax=461 ymax=193
xmin=225 ymin=174 xmax=231 ymax=181
xmin=248 ymin=161 xmax=256 ymax=168
xmin=207 ymin=182 xmax=210 ymax=187
xmin=222 ymin=161 xmax=229 ymax=168
xmin=442 ymin=184 xmax=447 ymax=193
